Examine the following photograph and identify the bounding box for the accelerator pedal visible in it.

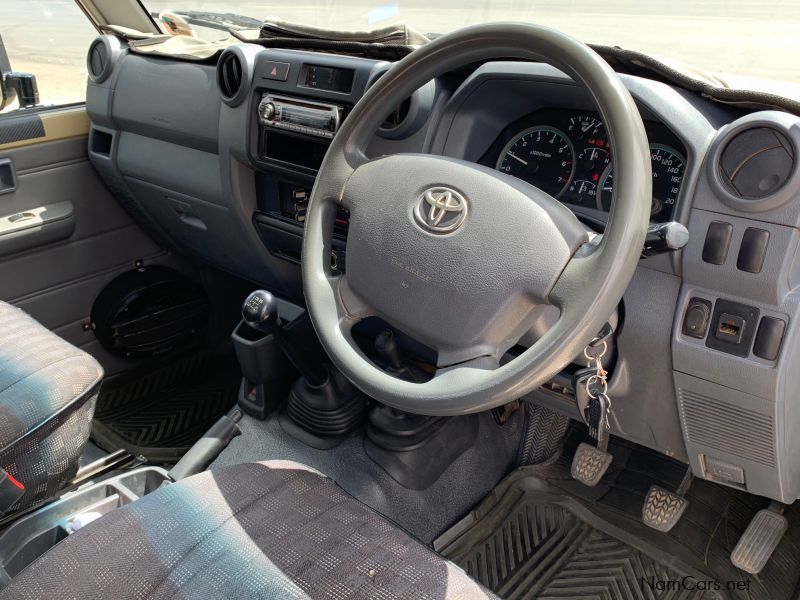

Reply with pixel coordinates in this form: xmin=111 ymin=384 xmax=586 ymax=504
xmin=731 ymin=503 xmax=788 ymax=574
xmin=571 ymin=442 xmax=612 ymax=487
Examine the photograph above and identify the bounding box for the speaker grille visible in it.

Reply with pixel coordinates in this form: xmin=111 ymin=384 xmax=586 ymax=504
xmin=678 ymin=388 xmax=775 ymax=467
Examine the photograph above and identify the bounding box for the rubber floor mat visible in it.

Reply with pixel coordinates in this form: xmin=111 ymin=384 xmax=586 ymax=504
xmin=436 ymin=429 xmax=800 ymax=599
xmin=92 ymin=352 xmax=240 ymax=462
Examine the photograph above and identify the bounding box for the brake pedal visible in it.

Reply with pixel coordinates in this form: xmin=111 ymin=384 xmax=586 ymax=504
xmin=731 ymin=503 xmax=788 ymax=574
xmin=642 ymin=468 xmax=693 ymax=532
xmin=642 ymin=485 xmax=689 ymax=532
xmin=571 ymin=442 xmax=612 ymax=486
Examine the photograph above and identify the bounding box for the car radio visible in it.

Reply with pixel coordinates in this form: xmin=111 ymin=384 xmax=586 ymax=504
xmin=257 ymin=94 xmax=343 ymax=140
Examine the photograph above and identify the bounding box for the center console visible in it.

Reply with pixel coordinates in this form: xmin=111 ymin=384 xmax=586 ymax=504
xmin=242 ymin=51 xmax=385 ymax=278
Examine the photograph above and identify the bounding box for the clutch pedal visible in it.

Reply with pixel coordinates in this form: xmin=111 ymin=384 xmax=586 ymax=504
xmin=730 ymin=503 xmax=787 ymax=574
xmin=571 ymin=442 xmax=612 ymax=487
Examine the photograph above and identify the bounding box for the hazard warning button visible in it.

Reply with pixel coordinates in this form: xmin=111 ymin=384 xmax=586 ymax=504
xmin=263 ymin=61 xmax=290 ymax=82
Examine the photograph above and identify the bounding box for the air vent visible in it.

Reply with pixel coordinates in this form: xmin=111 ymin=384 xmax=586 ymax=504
xmin=367 ymin=66 xmax=435 ymax=140
xmin=216 ymin=47 xmax=253 ymax=107
xmin=707 ymin=112 xmax=800 ymax=213
xmin=719 ymin=127 xmax=794 ymax=199
xmin=86 ymin=35 xmax=121 ymax=84
xmin=678 ymin=388 xmax=775 ymax=467
xmin=382 ymin=97 xmax=412 ymax=130
xmin=218 ymin=51 xmax=243 ymax=100
xmin=89 ymin=43 xmax=108 ymax=79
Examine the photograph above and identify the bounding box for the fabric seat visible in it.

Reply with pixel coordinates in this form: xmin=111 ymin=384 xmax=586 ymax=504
xmin=0 ymin=302 xmax=103 ymax=514
xmin=0 ymin=460 xmax=495 ymax=599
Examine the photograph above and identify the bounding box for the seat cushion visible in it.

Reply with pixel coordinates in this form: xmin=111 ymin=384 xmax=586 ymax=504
xmin=0 ymin=461 xmax=495 ymax=599
xmin=0 ymin=302 xmax=103 ymax=512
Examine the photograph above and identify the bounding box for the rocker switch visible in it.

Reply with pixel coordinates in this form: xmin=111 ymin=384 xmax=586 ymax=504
xmin=683 ymin=298 xmax=712 ymax=339
xmin=702 ymin=221 xmax=733 ymax=265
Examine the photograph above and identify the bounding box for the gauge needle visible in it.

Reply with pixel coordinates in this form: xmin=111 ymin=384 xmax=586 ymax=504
xmin=507 ymin=152 xmax=528 ymax=166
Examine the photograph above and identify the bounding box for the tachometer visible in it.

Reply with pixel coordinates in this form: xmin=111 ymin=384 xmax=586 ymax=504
xmin=598 ymin=144 xmax=686 ymax=221
xmin=496 ymin=126 xmax=575 ymax=198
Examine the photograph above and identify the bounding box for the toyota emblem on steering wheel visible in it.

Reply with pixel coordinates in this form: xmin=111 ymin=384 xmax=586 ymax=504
xmin=414 ymin=187 xmax=469 ymax=233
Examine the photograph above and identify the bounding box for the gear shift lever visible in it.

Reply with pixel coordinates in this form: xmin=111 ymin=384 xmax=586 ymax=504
xmin=241 ymin=290 xmax=368 ymax=448
xmin=242 ymin=290 xmax=327 ymax=386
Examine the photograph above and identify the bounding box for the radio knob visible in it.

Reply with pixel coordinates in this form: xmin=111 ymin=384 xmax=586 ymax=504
xmin=259 ymin=101 xmax=276 ymax=121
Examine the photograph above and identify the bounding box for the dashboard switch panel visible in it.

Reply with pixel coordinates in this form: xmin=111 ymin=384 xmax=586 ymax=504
xmin=753 ymin=316 xmax=786 ymax=361
xmin=737 ymin=227 xmax=770 ymax=273
xmin=705 ymin=299 xmax=759 ymax=357
xmin=683 ymin=298 xmax=712 ymax=339
xmin=702 ymin=221 xmax=733 ymax=265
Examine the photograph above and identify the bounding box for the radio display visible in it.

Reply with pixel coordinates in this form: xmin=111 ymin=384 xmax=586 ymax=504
xmin=281 ymin=109 xmax=330 ymax=130
xmin=303 ymin=64 xmax=355 ymax=93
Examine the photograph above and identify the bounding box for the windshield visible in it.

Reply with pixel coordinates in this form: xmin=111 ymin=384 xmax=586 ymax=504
xmin=142 ymin=1 xmax=800 ymax=84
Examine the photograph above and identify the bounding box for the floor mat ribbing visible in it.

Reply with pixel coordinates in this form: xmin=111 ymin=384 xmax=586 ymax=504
xmin=91 ymin=352 xmax=240 ymax=462
xmin=437 ymin=478 xmax=718 ymax=599
xmin=436 ymin=430 xmax=800 ymax=600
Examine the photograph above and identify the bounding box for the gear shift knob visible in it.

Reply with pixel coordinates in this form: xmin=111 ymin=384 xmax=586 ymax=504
xmin=242 ymin=290 xmax=279 ymax=334
xmin=241 ymin=290 xmax=328 ymax=386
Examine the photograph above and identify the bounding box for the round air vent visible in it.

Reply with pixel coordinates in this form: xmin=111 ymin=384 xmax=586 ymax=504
xmin=720 ymin=127 xmax=793 ymax=198
xmin=707 ymin=112 xmax=800 ymax=212
xmin=367 ymin=65 xmax=436 ymax=140
xmin=382 ymin=97 xmax=412 ymax=130
xmin=87 ymin=35 xmax=122 ymax=84
xmin=218 ymin=52 xmax=242 ymax=98
xmin=217 ymin=46 xmax=253 ymax=107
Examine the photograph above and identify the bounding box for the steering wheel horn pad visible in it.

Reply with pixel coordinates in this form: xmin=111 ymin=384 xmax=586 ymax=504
xmin=303 ymin=23 xmax=651 ymax=415
xmin=342 ymin=153 xmax=588 ymax=366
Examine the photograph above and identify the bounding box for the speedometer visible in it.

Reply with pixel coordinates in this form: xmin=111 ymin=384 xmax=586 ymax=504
xmin=598 ymin=144 xmax=686 ymax=221
xmin=496 ymin=126 xmax=575 ymax=198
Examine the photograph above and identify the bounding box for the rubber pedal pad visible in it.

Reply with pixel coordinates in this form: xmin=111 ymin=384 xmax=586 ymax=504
xmin=730 ymin=508 xmax=788 ymax=574
xmin=571 ymin=442 xmax=612 ymax=487
xmin=642 ymin=485 xmax=689 ymax=532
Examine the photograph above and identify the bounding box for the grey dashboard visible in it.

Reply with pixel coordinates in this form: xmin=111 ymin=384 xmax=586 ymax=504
xmin=84 ymin=36 xmax=800 ymax=504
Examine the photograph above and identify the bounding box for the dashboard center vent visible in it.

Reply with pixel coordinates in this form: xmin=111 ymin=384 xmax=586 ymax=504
xmin=382 ymin=97 xmax=412 ymax=130
xmin=719 ymin=127 xmax=794 ymax=199
xmin=218 ymin=51 xmax=243 ymax=100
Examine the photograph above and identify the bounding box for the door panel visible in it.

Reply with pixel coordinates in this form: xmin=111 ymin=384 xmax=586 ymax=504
xmin=0 ymin=107 xmax=177 ymax=375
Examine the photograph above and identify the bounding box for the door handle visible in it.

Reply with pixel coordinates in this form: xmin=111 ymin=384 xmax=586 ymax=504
xmin=7 ymin=211 xmax=35 ymax=223
xmin=0 ymin=158 xmax=16 ymax=195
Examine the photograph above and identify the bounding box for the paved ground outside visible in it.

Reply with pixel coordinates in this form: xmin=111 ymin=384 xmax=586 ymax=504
xmin=2 ymin=0 xmax=799 ymax=112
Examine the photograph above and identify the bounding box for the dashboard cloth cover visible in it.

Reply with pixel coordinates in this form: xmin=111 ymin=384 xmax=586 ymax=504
xmin=0 ymin=302 xmax=102 ymax=513
xmin=0 ymin=460 xmax=496 ymax=599
xmin=259 ymin=18 xmax=429 ymax=45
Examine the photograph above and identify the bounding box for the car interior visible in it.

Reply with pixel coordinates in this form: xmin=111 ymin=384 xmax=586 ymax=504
xmin=1 ymin=1 xmax=800 ymax=598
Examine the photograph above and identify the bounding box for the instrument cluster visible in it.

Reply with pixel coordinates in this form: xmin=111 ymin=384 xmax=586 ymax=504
xmin=484 ymin=108 xmax=687 ymax=222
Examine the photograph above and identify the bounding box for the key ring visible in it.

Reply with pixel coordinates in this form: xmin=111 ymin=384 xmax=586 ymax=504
xmin=584 ymin=340 xmax=607 ymax=364
xmin=585 ymin=374 xmax=608 ymax=399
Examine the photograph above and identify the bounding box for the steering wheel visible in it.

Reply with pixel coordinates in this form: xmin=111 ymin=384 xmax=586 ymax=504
xmin=302 ymin=23 xmax=651 ymax=415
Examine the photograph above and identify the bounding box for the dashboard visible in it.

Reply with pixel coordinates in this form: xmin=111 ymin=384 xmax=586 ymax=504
xmin=84 ymin=36 xmax=800 ymax=507
xmin=482 ymin=108 xmax=686 ymax=222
